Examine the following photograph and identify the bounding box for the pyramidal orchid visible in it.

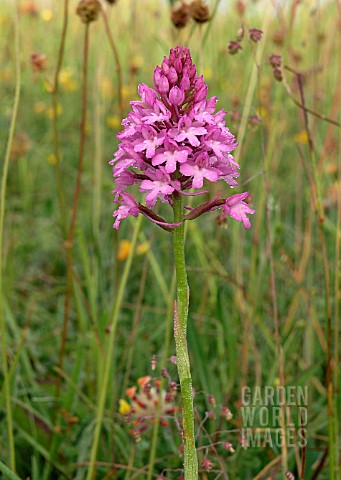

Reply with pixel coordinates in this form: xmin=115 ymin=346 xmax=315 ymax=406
xmin=110 ymin=46 xmax=255 ymax=480
xmin=110 ymin=45 xmax=254 ymax=231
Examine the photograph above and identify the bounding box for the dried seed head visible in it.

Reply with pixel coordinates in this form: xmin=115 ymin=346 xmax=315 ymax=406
xmin=207 ymin=410 xmax=215 ymax=420
xmin=220 ymin=406 xmax=233 ymax=420
xmin=171 ymin=2 xmax=191 ymax=29
xmin=191 ymin=0 xmax=210 ymax=24
xmin=223 ymin=441 xmax=235 ymax=453
xmin=248 ymin=114 xmax=261 ymax=128
xmin=76 ymin=0 xmax=101 ymax=23
xmin=272 ymin=29 xmax=285 ymax=46
xmin=228 ymin=40 xmax=242 ymax=55
xmin=201 ymin=458 xmax=213 ymax=472
xmin=105 ymin=0 xmax=118 ymax=4
xmin=269 ymin=54 xmax=282 ymax=68
xmin=236 ymin=0 xmax=246 ymax=16
xmin=273 ymin=68 xmax=283 ymax=82
xmin=248 ymin=28 xmax=263 ymax=43
xmin=30 ymin=52 xmax=47 ymax=72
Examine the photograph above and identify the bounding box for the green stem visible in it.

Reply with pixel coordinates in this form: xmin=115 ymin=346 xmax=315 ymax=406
xmin=0 ymin=3 xmax=21 ymax=472
xmin=86 ymin=216 xmax=143 ymax=480
xmin=172 ymin=194 xmax=198 ymax=480
xmin=147 ymin=273 xmax=176 ymax=480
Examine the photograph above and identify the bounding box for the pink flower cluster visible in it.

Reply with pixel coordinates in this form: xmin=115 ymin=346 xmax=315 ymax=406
xmin=111 ymin=46 xmax=254 ymax=230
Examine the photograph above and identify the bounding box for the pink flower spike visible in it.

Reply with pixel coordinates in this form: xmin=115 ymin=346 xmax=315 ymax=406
xmin=223 ymin=193 xmax=255 ymax=229
xmin=111 ymin=45 xmax=255 ymax=230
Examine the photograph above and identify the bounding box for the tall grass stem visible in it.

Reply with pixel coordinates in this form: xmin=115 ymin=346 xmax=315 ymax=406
xmin=0 ymin=2 xmax=21 ymax=472
xmin=86 ymin=216 xmax=143 ymax=480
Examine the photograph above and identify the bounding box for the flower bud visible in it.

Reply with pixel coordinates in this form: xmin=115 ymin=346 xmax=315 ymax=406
xmin=194 ymin=84 xmax=208 ymax=103
xmin=169 ymin=86 xmax=185 ymax=106
xmin=180 ymin=74 xmax=190 ymax=91
xmin=174 ymin=57 xmax=183 ymax=73
xmin=153 ymin=66 xmax=162 ymax=88
xmin=167 ymin=66 xmax=178 ymax=84
xmin=158 ymin=75 xmax=170 ymax=94
xmin=162 ymin=58 xmax=170 ymax=74
xmin=138 ymin=84 xmax=157 ymax=108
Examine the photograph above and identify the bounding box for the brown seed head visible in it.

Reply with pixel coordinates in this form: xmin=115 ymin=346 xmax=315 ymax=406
xmin=105 ymin=0 xmax=118 ymax=4
xmin=30 ymin=52 xmax=47 ymax=72
xmin=236 ymin=0 xmax=246 ymax=16
xmin=228 ymin=40 xmax=242 ymax=55
xmin=171 ymin=2 xmax=191 ymax=29
xmin=76 ymin=0 xmax=101 ymax=23
xmin=269 ymin=54 xmax=282 ymax=68
xmin=191 ymin=0 xmax=210 ymax=23
xmin=248 ymin=28 xmax=263 ymax=43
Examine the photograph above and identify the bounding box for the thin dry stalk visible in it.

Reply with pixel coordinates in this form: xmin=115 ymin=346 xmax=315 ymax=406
xmin=294 ymin=68 xmax=335 ymax=479
xmin=51 ymin=0 xmax=69 ymax=236
xmin=54 ymin=23 xmax=90 ymax=416
xmin=101 ymin=5 xmax=124 ymax=120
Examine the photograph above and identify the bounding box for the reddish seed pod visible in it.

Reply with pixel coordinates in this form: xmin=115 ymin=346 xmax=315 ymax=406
xmin=228 ymin=41 xmax=242 ymax=55
xmin=248 ymin=28 xmax=263 ymax=43
xmin=269 ymin=54 xmax=282 ymax=68
xmin=201 ymin=458 xmax=213 ymax=472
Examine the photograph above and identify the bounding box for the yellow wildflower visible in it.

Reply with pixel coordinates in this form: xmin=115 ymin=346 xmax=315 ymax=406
xmin=119 ymin=399 xmax=131 ymax=415
xmin=202 ymin=67 xmax=212 ymax=81
xmin=34 ymin=102 xmax=47 ymax=114
xmin=294 ymin=131 xmax=309 ymax=144
xmin=117 ymin=240 xmax=131 ymax=261
xmin=40 ymin=8 xmax=53 ymax=22
xmin=101 ymin=76 xmax=114 ymax=99
xmin=106 ymin=115 xmax=121 ymax=129
xmin=46 ymin=103 xmax=63 ymax=119
xmin=59 ymin=68 xmax=79 ymax=92
xmin=47 ymin=154 xmax=58 ymax=165
xmin=256 ymin=106 xmax=267 ymax=119
xmin=137 ymin=242 xmax=149 ymax=255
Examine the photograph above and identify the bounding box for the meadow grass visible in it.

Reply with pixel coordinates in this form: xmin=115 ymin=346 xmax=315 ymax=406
xmin=0 ymin=0 xmax=340 ymax=479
